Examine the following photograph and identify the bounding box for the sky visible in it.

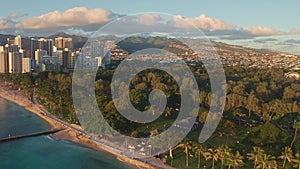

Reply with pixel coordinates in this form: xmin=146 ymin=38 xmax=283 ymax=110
xmin=0 ymin=0 xmax=300 ymax=54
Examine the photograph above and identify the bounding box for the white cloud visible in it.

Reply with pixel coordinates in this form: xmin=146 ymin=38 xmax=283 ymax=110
xmin=64 ymin=27 xmax=94 ymax=36
xmin=172 ymin=14 xmax=235 ymax=30
xmin=289 ymin=28 xmax=300 ymax=35
xmin=138 ymin=14 xmax=161 ymax=26
xmin=0 ymin=8 xmax=299 ymax=39
xmin=0 ymin=18 xmax=15 ymax=29
xmin=243 ymin=26 xmax=284 ymax=36
xmin=15 ymin=7 xmax=112 ymax=29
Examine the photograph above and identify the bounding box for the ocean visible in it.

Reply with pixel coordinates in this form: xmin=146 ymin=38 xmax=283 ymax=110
xmin=0 ymin=97 xmax=133 ymax=169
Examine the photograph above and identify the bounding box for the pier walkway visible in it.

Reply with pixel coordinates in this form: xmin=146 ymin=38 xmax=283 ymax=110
xmin=0 ymin=128 xmax=66 ymax=142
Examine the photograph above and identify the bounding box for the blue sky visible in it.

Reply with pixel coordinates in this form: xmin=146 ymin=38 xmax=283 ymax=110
xmin=0 ymin=0 xmax=300 ymax=54
xmin=1 ymin=0 xmax=299 ymax=31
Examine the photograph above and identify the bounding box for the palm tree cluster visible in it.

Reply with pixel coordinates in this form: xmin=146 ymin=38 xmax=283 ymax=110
xmin=171 ymin=141 xmax=300 ymax=169
xmin=247 ymin=146 xmax=300 ymax=169
xmin=178 ymin=141 xmax=244 ymax=169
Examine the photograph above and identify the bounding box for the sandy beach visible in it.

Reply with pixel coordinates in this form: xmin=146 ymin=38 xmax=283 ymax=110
xmin=0 ymin=81 xmax=159 ymax=169
xmin=0 ymin=81 xmax=98 ymax=149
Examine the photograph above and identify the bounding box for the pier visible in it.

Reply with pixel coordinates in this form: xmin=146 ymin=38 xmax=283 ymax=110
xmin=0 ymin=128 xmax=66 ymax=142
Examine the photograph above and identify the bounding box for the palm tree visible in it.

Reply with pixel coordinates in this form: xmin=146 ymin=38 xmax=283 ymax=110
xmin=216 ymin=145 xmax=232 ymax=169
xmin=247 ymin=147 xmax=265 ymax=169
xmin=204 ymin=148 xmax=219 ymax=169
xmin=256 ymin=153 xmax=277 ymax=169
xmin=292 ymin=152 xmax=300 ymax=169
xmin=169 ymin=147 xmax=173 ymax=166
xmin=291 ymin=116 xmax=300 ymax=148
xmin=278 ymin=146 xmax=293 ymax=168
xmin=231 ymin=151 xmax=244 ymax=169
xmin=193 ymin=143 xmax=206 ymax=169
xmin=184 ymin=139 xmax=192 ymax=167
xmin=246 ymin=91 xmax=257 ymax=118
xmin=225 ymin=151 xmax=236 ymax=169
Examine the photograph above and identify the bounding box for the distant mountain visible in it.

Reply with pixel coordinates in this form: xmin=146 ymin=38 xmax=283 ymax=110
xmin=48 ymin=32 xmax=88 ymax=49
xmin=0 ymin=33 xmax=298 ymax=67
xmin=0 ymin=34 xmax=16 ymax=46
xmin=48 ymin=32 xmax=72 ymax=38
xmin=117 ymin=36 xmax=189 ymax=54
xmin=114 ymin=36 xmax=299 ymax=69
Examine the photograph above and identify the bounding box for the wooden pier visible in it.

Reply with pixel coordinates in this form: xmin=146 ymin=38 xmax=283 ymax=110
xmin=0 ymin=128 xmax=66 ymax=142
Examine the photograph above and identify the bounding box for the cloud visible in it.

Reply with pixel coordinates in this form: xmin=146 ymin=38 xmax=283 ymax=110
xmin=253 ymin=38 xmax=278 ymax=43
xmin=0 ymin=18 xmax=16 ymax=29
xmin=0 ymin=8 xmax=299 ymax=41
xmin=8 ymin=12 xmax=28 ymax=19
xmin=138 ymin=14 xmax=161 ymax=26
xmin=64 ymin=27 xmax=94 ymax=37
xmin=243 ymin=26 xmax=284 ymax=36
xmin=289 ymin=28 xmax=300 ymax=35
xmin=172 ymin=14 xmax=235 ymax=31
xmin=170 ymin=15 xmax=299 ymax=38
xmin=15 ymin=7 xmax=112 ymax=29
xmin=212 ymin=29 xmax=254 ymax=40
xmin=284 ymin=39 xmax=300 ymax=44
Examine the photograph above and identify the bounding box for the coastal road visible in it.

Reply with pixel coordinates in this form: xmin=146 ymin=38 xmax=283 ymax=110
xmin=32 ymin=93 xmax=88 ymax=135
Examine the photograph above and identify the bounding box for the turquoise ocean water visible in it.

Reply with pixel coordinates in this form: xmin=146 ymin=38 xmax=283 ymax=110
xmin=0 ymin=97 xmax=133 ymax=169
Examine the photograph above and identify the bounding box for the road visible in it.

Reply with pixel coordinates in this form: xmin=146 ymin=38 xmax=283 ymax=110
xmin=32 ymin=93 xmax=88 ymax=135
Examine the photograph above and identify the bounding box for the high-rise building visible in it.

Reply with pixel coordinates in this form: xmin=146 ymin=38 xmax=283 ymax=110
xmin=8 ymin=51 xmax=22 ymax=73
xmin=0 ymin=45 xmax=20 ymax=73
xmin=94 ymin=52 xmax=111 ymax=68
xmin=58 ymin=49 xmax=71 ymax=69
xmin=7 ymin=38 xmax=15 ymax=46
xmin=14 ymin=35 xmax=22 ymax=47
xmin=55 ymin=37 xmax=73 ymax=50
xmin=22 ymin=58 xmax=32 ymax=73
xmin=68 ymin=51 xmax=79 ymax=69
xmin=31 ymin=38 xmax=53 ymax=59
xmin=63 ymin=38 xmax=73 ymax=50
xmin=55 ymin=37 xmax=63 ymax=49
xmin=40 ymin=61 xmax=61 ymax=72
xmin=7 ymin=35 xmax=22 ymax=48
xmin=35 ymin=49 xmax=47 ymax=65
xmin=0 ymin=46 xmax=8 ymax=73
xmin=95 ymin=57 xmax=102 ymax=67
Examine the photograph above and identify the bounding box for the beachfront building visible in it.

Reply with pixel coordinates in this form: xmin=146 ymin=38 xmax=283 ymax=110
xmin=31 ymin=38 xmax=53 ymax=59
xmin=8 ymin=51 xmax=22 ymax=73
xmin=22 ymin=58 xmax=32 ymax=73
xmin=0 ymin=46 xmax=8 ymax=73
xmin=35 ymin=49 xmax=48 ymax=66
xmin=0 ymin=44 xmax=23 ymax=74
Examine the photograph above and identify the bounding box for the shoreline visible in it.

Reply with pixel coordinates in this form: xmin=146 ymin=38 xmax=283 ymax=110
xmin=0 ymin=81 xmax=158 ymax=169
